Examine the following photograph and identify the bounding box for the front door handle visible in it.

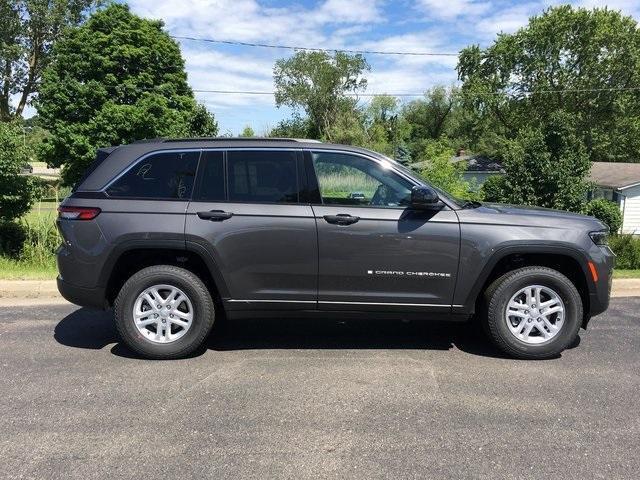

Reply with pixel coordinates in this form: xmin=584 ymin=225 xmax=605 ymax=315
xmin=197 ymin=210 xmax=233 ymax=221
xmin=323 ymin=214 xmax=360 ymax=226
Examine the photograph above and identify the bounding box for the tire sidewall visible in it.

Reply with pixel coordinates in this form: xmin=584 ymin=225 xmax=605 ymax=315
xmin=116 ymin=267 xmax=214 ymax=358
xmin=489 ymin=270 xmax=582 ymax=358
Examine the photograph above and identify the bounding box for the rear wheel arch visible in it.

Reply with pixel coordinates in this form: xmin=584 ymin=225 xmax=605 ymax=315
xmin=104 ymin=245 xmax=228 ymax=307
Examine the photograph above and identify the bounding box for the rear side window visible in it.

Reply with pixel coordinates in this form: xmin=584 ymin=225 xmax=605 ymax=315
xmin=227 ymin=150 xmax=299 ymax=203
xmin=196 ymin=151 xmax=225 ymax=202
xmin=106 ymin=151 xmax=199 ymax=200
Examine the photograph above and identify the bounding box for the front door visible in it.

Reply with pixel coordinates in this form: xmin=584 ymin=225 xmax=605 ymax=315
xmin=185 ymin=149 xmax=317 ymax=311
xmin=308 ymin=150 xmax=460 ymax=313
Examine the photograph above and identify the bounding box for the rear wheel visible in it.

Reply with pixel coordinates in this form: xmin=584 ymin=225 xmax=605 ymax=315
xmin=483 ymin=267 xmax=583 ymax=359
xmin=114 ymin=265 xmax=215 ymax=359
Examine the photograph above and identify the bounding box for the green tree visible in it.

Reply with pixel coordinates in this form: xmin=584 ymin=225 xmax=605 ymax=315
xmin=496 ymin=112 xmax=590 ymax=211
xmin=36 ymin=4 xmax=218 ymax=185
xmin=268 ymin=114 xmax=313 ymax=138
xmin=0 ymin=121 xmax=38 ymax=221
xmin=273 ymin=51 xmax=369 ymax=137
xmin=240 ymin=125 xmax=255 ymax=137
xmin=0 ymin=0 xmax=100 ymax=120
xmin=418 ymin=140 xmax=479 ymax=200
xmin=364 ymin=95 xmax=410 ymax=158
xmin=458 ymin=5 xmax=640 ymax=162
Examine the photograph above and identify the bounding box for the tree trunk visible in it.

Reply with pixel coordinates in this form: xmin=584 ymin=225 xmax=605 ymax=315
xmin=1 ymin=60 xmax=12 ymax=121
xmin=15 ymin=37 xmax=41 ymax=118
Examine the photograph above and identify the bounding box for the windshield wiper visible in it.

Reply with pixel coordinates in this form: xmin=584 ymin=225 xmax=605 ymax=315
xmin=461 ymin=200 xmax=482 ymax=209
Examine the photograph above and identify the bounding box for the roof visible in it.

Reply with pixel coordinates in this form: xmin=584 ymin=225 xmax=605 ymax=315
xmin=456 ymin=155 xmax=504 ymax=172
xmin=410 ymin=154 xmax=504 ymax=173
xmin=589 ymin=162 xmax=640 ymax=190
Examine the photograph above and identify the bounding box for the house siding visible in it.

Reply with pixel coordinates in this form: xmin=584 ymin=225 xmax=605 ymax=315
xmin=621 ymin=184 xmax=640 ymax=235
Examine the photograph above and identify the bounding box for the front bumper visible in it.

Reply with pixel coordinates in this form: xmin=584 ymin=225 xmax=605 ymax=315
xmin=587 ymin=245 xmax=615 ymax=317
xmin=57 ymin=276 xmax=107 ymax=309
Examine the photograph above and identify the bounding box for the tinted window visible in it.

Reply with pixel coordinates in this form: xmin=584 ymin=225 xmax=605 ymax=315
xmin=228 ymin=150 xmax=299 ymax=203
xmin=312 ymin=152 xmax=412 ymax=207
xmin=196 ymin=151 xmax=225 ymax=202
xmin=107 ymin=151 xmax=199 ymax=199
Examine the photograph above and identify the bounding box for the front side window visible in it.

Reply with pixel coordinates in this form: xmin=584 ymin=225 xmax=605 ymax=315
xmin=311 ymin=151 xmax=412 ymax=207
xmin=106 ymin=151 xmax=199 ymax=199
xmin=227 ymin=150 xmax=299 ymax=203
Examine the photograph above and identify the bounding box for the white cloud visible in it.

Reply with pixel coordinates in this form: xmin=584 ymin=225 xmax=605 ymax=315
xmin=474 ymin=2 xmax=540 ymax=37
xmin=416 ymin=0 xmax=492 ymax=20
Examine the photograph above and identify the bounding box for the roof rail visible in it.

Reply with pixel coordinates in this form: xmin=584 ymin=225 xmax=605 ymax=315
xmin=133 ymin=137 xmax=323 ymax=143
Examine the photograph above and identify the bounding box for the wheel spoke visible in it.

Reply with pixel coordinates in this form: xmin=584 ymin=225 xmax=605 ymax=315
xmin=155 ymin=321 xmax=164 ymax=341
xmin=173 ymin=310 xmax=192 ymax=320
xmin=521 ymin=321 xmax=535 ymax=337
xmin=540 ymin=298 xmax=558 ymax=309
xmin=536 ymin=324 xmax=549 ymax=339
xmin=542 ymin=306 xmax=562 ymax=316
xmin=508 ymin=310 xmax=528 ymax=318
xmin=142 ymin=293 xmax=156 ymax=309
xmin=542 ymin=317 xmax=559 ymax=332
xmin=136 ymin=317 xmax=157 ymax=327
xmin=172 ymin=294 xmax=186 ymax=309
xmin=534 ymin=287 xmax=541 ymax=307
xmin=525 ymin=288 xmax=534 ymax=307
xmin=169 ymin=317 xmax=189 ymax=328
xmin=509 ymin=301 xmax=528 ymax=311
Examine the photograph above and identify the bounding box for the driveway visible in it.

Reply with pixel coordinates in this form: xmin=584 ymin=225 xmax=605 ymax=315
xmin=1 ymin=299 xmax=638 ymax=479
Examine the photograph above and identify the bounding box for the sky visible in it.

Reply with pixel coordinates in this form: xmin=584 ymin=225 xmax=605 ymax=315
xmin=24 ymin=0 xmax=640 ymax=134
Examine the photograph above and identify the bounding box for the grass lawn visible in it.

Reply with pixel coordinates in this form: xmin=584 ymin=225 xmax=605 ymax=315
xmin=24 ymin=202 xmax=58 ymax=223
xmin=0 ymin=257 xmax=57 ymax=280
xmin=613 ymin=269 xmax=640 ymax=279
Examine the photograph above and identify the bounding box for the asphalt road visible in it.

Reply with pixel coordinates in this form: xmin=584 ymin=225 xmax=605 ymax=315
xmin=1 ymin=299 xmax=639 ymax=479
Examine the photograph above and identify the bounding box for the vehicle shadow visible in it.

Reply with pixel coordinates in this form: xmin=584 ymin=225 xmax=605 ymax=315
xmin=53 ymin=307 xmax=549 ymax=360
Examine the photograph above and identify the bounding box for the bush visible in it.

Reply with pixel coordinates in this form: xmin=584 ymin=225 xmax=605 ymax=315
xmin=0 ymin=221 xmax=27 ymax=258
xmin=585 ymin=198 xmax=623 ymax=234
xmin=481 ymin=175 xmax=507 ymax=203
xmin=609 ymin=234 xmax=640 ymax=269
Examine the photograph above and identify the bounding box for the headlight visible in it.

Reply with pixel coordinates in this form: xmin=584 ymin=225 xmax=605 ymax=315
xmin=589 ymin=230 xmax=609 ymax=246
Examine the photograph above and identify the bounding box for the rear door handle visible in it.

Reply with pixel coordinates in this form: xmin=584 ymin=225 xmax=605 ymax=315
xmin=197 ymin=210 xmax=233 ymax=221
xmin=323 ymin=214 xmax=360 ymax=226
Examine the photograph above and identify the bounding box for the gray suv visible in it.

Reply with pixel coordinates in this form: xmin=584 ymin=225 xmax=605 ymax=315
xmin=56 ymin=138 xmax=614 ymax=359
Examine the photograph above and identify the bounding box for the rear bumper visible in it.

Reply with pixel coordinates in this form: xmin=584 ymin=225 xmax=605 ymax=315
xmin=57 ymin=276 xmax=107 ymax=309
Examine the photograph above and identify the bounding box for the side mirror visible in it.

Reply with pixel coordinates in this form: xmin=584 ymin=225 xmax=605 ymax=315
xmin=411 ymin=185 xmax=441 ymax=210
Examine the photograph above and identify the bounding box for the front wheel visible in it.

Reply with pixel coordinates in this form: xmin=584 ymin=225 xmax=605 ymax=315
xmin=114 ymin=265 xmax=215 ymax=359
xmin=483 ymin=267 xmax=583 ymax=359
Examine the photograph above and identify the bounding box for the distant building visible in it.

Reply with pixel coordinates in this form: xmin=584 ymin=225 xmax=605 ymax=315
xmin=589 ymin=162 xmax=640 ymax=234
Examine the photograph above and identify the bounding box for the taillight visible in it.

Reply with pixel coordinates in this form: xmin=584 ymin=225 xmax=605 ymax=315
xmin=57 ymin=206 xmax=101 ymax=220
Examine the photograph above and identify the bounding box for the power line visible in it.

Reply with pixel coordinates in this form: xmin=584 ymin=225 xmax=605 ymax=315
xmin=171 ymin=35 xmax=459 ymax=57
xmin=191 ymin=86 xmax=640 ymax=97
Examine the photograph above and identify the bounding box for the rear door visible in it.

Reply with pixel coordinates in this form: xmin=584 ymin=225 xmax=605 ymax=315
xmin=308 ymin=150 xmax=460 ymax=313
xmin=185 ymin=149 xmax=318 ymax=311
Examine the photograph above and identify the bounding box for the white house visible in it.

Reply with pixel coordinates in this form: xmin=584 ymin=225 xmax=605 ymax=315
xmin=588 ymin=162 xmax=640 ymax=235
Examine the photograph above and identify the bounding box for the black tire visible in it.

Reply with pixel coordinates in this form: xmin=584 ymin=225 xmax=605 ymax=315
xmin=483 ymin=267 xmax=583 ymax=360
xmin=114 ymin=265 xmax=215 ymax=359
